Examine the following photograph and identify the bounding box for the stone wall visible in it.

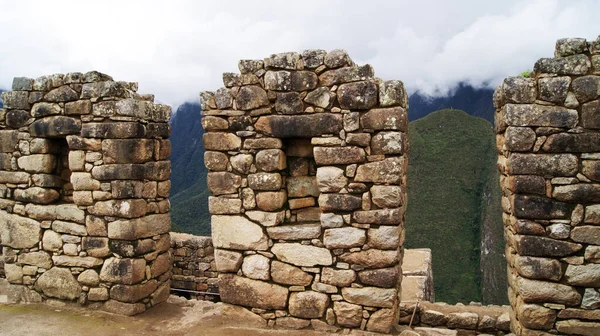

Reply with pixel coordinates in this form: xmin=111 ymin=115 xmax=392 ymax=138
xmin=496 ymin=37 xmax=600 ymax=335
xmin=0 ymin=72 xmax=172 ymax=315
xmin=200 ymin=50 xmax=408 ymax=333
xmin=170 ymin=232 xmax=218 ymax=300
xmin=401 ymin=248 xmax=434 ymax=304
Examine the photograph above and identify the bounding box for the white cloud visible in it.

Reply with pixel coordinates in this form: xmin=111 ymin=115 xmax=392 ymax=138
xmin=1 ymin=0 xmax=599 ymax=107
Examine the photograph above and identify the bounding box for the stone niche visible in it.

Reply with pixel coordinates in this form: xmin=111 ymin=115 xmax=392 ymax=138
xmin=0 ymin=71 xmax=172 ymax=315
xmin=201 ymin=50 xmax=408 ymax=333
xmin=497 ymin=37 xmax=600 ymax=335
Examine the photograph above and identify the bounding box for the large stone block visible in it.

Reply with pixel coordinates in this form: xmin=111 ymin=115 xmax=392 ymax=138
xmin=207 ymin=172 xmax=242 ymax=195
xmin=52 ymin=255 xmax=104 ymax=268
xmin=502 ymin=104 xmax=578 ymax=128
xmin=368 ymin=226 xmax=401 ymax=249
xmin=338 ymin=249 xmax=399 ymax=268
xmin=255 ymin=190 xmax=287 ymax=211
xmin=110 ymin=280 xmax=158 ymax=303
xmin=513 ymin=195 xmax=574 ymax=219
xmin=565 ymin=264 xmax=600 ymax=287
xmin=267 ymin=224 xmax=321 ymax=240
xmin=321 ymin=268 xmax=356 ymax=287
xmin=100 ymin=257 xmax=146 ymax=285
xmin=88 ymin=199 xmax=147 ymax=218
xmin=543 ymin=133 xmax=600 ymax=152
xmin=553 ymin=184 xmax=600 ymax=203
xmin=517 ymin=277 xmax=581 ymax=306
xmin=248 ymin=172 xmax=282 ymax=191
xmin=29 ymin=116 xmax=82 ymax=137
xmin=361 ymin=107 xmax=407 ymax=131
xmin=341 ymin=287 xmax=395 ymax=308
xmin=271 ymin=243 xmax=332 ymax=267
xmin=313 ymin=146 xmax=365 ymax=165
xmin=34 ymin=267 xmax=81 ymax=300
xmin=270 ymin=260 xmax=313 ymax=286
xmin=354 ymin=208 xmax=403 ymax=224
xmin=334 ymin=301 xmax=363 ymax=327
xmin=371 ymin=131 xmax=405 ymax=154
xmin=354 ymin=157 xmax=404 ymax=184
xmin=17 ymin=251 xmax=52 ymax=269
xmin=515 ymin=235 xmax=582 ymax=257
xmin=17 ymin=155 xmax=57 ymax=173
xmin=289 ymin=291 xmax=329 ymax=319
xmin=359 ymin=267 xmax=399 ymax=288
xmin=235 ymin=85 xmax=268 ymax=110
xmin=287 ymin=176 xmax=319 ymax=198
xmin=107 ymin=214 xmax=170 ymax=240
xmin=219 ymin=274 xmax=288 ymax=310
xmin=337 ymin=81 xmax=378 ymax=109
xmin=514 ymin=256 xmax=562 ymax=281
xmin=14 ymin=187 xmax=60 ymax=204
xmin=212 ymin=215 xmax=268 ymax=250
xmin=255 ymin=114 xmax=342 ymax=138
xmin=102 ymin=139 xmax=154 ymax=164
xmin=323 ymin=227 xmax=365 ymax=248
xmin=507 ymin=153 xmax=577 ymax=177
xmin=318 ymin=194 xmax=362 ymax=211
xmin=81 ymin=122 xmax=146 ymax=138
xmin=0 ymin=211 xmax=41 ymax=249
xmin=571 ymin=226 xmax=600 ymax=245
xmin=202 ymin=132 xmax=241 ymax=151
xmin=533 ymin=54 xmax=590 ymax=75
xmin=0 ymin=130 xmax=19 ymax=152
xmin=255 ymin=149 xmax=286 ymax=172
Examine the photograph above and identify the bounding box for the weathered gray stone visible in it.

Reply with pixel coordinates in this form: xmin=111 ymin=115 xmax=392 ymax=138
xmin=99 ymin=257 xmax=146 ymax=285
xmin=538 ymin=76 xmax=571 ymax=103
xmin=354 ymin=157 xmax=404 ymax=184
xmin=248 ymin=172 xmax=282 ymax=191
xmin=207 ymin=172 xmax=242 ymax=195
xmin=504 ymin=127 xmax=536 ymax=152
xmin=501 ymin=77 xmax=537 ymax=103
xmin=17 ymin=251 xmax=52 ymax=269
xmin=42 ymin=230 xmax=62 ymax=251
xmin=320 ymin=213 xmax=344 ymax=228
xmin=287 ymin=176 xmax=319 ymax=198
xmin=370 ymin=186 xmax=403 ymax=208
xmin=14 ymin=187 xmax=60 ymax=204
xmin=582 ymin=100 xmax=600 ymax=129
xmin=358 ymin=267 xmax=399 ymax=288
xmin=212 ymin=215 xmax=268 ymax=250
xmin=34 ymin=267 xmax=81 ymax=300
xmin=201 ymin=116 xmax=229 ymax=131
xmin=229 ymin=153 xmax=253 ymax=174
xmin=313 ymin=146 xmax=365 ymax=165
xmin=110 ymin=280 xmax=158 ymax=303
xmin=571 ymin=225 xmax=600 ymax=245
xmin=289 ymin=291 xmax=329 ymax=319
xmin=361 ymin=107 xmax=407 ymax=131
xmin=337 ymin=81 xmax=378 ymax=109
xmin=572 ymin=75 xmax=600 ymax=103
xmin=321 ymin=268 xmax=355 ymax=287
xmin=324 ymin=49 xmax=352 ymax=68
xmin=502 ymin=104 xmax=578 ymax=128
xmin=6 ymin=110 xmax=29 ymax=128
xmin=534 ymin=54 xmax=590 ymax=75
xmin=17 ymin=155 xmax=56 ymax=173
xmin=271 ymin=260 xmax=313 ymax=286
xmin=302 ymin=49 xmax=326 ymax=69
xmin=1 ymin=91 xmax=29 ymax=109
xmin=275 ymin=92 xmax=302 ymax=114
xmin=555 ymin=38 xmax=588 ymax=57
xmin=318 ymin=65 xmax=373 ymax=86
xmin=208 ymin=196 xmax=242 ymax=215
xmin=371 ymin=131 xmax=405 ymax=154
xmin=515 ymin=235 xmax=581 ymax=257
xmin=245 ymin=210 xmax=284 ymax=227
xmin=507 ymin=153 xmax=577 ymax=177
xmin=304 ymin=87 xmax=333 ymax=108
xmin=517 ymin=277 xmax=581 ymax=305
xmin=0 ymin=211 xmax=41 ymax=249
xmin=255 ymin=113 xmax=342 ymax=138
xmin=271 ymin=243 xmax=332 ymax=267
xmin=77 ymin=269 xmax=100 ymax=287
xmin=544 ymin=133 xmax=600 ymax=152
xmin=219 ymin=274 xmax=288 ymax=310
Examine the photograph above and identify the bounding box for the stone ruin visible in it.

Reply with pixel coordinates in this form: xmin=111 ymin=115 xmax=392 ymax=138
xmin=2 ymin=37 xmax=600 ymax=336
xmin=199 ymin=50 xmax=408 ymax=333
xmin=496 ymin=37 xmax=600 ymax=335
xmin=0 ymin=72 xmax=173 ymax=315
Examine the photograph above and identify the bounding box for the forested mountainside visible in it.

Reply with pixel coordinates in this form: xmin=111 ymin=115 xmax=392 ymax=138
xmin=168 ymin=88 xmax=507 ymax=304
xmin=169 ymin=102 xmax=210 ymax=235
xmin=405 ymin=109 xmax=505 ymax=304
xmin=0 ymin=89 xmax=4 ymax=107
xmin=409 ymin=84 xmax=495 ymax=123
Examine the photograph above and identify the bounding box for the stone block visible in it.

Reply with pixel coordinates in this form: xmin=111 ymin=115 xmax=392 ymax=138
xmin=207 ymin=172 xmax=242 ymax=195
xmin=81 ymin=122 xmax=146 ymax=139
xmin=368 ymin=226 xmax=400 ymax=249
xmin=371 ymin=131 xmax=405 ymax=154
xmin=208 ymin=197 xmax=242 ymax=215
xmin=517 ymin=277 xmax=581 ymax=306
xmin=212 ymin=215 xmax=268 ymax=250
xmin=543 ymin=133 xmax=600 ymax=152
xmin=514 ymin=256 xmax=562 ymax=281
xmin=513 ymin=195 xmax=574 ymax=219
xmin=354 ymin=157 xmax=404 ymax=184
xmin=30 ymin=116 xmax=81 ymax=137
xmin=100 ymin=257 xmax=146 ymax=285
xmin=267 ymin=224 xmax=321 ymax=240
xmin=358 ymin=267 xmax=399 ymax=288
xmin=271 ymin=243 xmax=332 ymax=267
xmin=107 ymin=214 xmax=170 ymax=240
xmin=202 ymin=132 xmax=241 ymax=151
xmin=248 ymin=172 xmax=282 ymax=191
xmin=533 ymin=54 xmax=590 ymax=75
xmin=241 ymin=254 xmax=270 ymax=281
xmin=34 ymin=267 xmax=81 ymax=300
xmin=323 ymin=227 xmax=365 ymax=248
xmin=17 ymin=154 xmax=56 ymax=173
xmin=321 ymin=268 xmax=355 ymax=287
xmin=334 ymin=301 xmax=362 ymax=327
xmin=256 ymin=190 xmax=287 ymax=211
xmin=313 ymin=146 xmax=365 ymax=165
xmin=337 ymin=81 xmax=378 ymax=109
xmin=318 ymin=194 xmax=362 ymax=211
xmin=289 ymin=291 xmax=329 ymax=319
xmin=255 ymin=114 xmax=342 ymax=138
xmin=361 ymin=107 xmax=407 ymax=131
xmin=0 ymin=211 xmax=41 ymax=249
xmin=270 ymin=261 xmax=313 ymax=286
xmin=219 ymin=274 xmax=288 ymax=310
xmin=341 ymin=287 xmax=395 ymax=308
xmin=338 ymin=249 xmax=399 ymax=268
xmin=102 ymin=139 xmax=154 ymax=164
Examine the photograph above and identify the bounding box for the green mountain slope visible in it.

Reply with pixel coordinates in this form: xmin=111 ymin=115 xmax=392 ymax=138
xmin=405 ymin=109 xmax=505 ymax=304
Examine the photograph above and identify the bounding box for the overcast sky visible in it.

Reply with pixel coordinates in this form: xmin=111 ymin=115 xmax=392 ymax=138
xmin=1 ymin=0 xmax=599 ymax=108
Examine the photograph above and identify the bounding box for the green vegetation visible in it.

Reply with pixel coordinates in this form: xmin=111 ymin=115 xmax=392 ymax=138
xmin=520 ymin=70 xmax=531 ymax=78
xmin=405 ymin=109 xmax=504 ymax=304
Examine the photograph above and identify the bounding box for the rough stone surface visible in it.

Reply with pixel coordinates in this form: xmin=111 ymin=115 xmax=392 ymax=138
xmin=34 ymin=267 xmax=81 ymax=300
xmin=219 ymin=274 xmax=288 ymax=310
xmin=289 ymin=291 xmax=329 ymax=319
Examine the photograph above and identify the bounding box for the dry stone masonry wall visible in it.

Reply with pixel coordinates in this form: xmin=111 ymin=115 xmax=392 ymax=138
xmin=200 ymin=49 xmax=408 ymax=333
xmin=496 ymin=37 xmax=600 ymax=335
xmin=170 ymin=232 xmax=218 ymax=300
xmin=0 ymin=71 xmax=173 ymax=315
